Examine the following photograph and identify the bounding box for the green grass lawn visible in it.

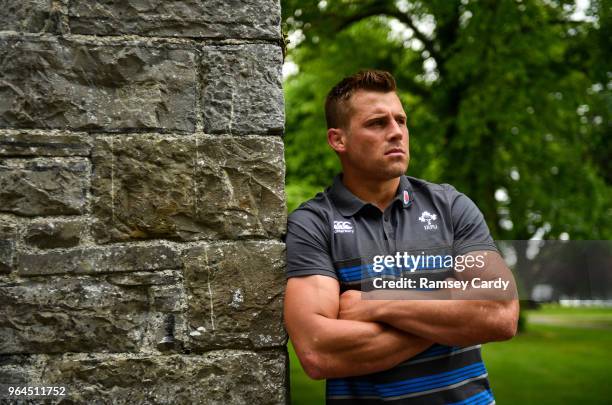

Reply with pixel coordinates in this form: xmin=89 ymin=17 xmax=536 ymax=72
xmin=288 ymin=305 xmax=612 ymax=404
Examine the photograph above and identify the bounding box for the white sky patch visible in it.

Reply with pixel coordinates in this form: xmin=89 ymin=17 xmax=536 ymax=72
xmin=287 ymin=29 xmax=305 ymax=50
xmin=500 ymin=218 xmax=514 ymax=231
xmin=422 ymin=57 xmax=438 ymax=82
xmin=495 ymin=188 xmax=509 ymax=203
xmin=570 ymin=0 xmax=595 ymax=22
xmin=577 ymin=104 xmax=590 ymax=115
xmin=510 ymin=168 xmax=520 ymax=181
xmin=413 ymin=14 xmax=436 ymax=38
xmin=388 ymin=18 xmax=414 ymax=42
xmin=459 ymin=10 xmax=473 ymax=28
xmin=396 ymin=0 xmax=410 ymax=13
xmin=526 ymin=239 xmax=544 ymax=259
xmin=388 ymin=18 xmax=424 ymax=51
xmin=530 ymin=223 xmax=552 ymax=242
xmin=387 ymin=2 xmax=436 ymax=48
xmin=395 ymin=0 xmax=436 ymax=38
xmin=283 ymin=60 xmax=299 ymax=79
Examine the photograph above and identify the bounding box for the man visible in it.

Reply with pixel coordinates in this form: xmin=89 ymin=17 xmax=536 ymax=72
xmin=284 ymin=70 xmax=519 ymax=404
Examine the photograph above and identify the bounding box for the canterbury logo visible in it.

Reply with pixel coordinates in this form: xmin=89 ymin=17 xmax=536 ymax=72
xmin=333 ymin=220 xmax=354 ymax=233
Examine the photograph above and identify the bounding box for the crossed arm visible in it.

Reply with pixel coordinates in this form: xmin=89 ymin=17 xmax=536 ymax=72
xmin=284 ymin=251 xmax=519 ymax=380
xmin=339 ymin=251 xmax=520 ymax=347
xmin=284 ymin=274 xmax=432 ymax=380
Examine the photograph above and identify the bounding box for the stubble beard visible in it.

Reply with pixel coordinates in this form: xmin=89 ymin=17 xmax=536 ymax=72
xmin=385 ymin=150 xmax=410 ymax=178
xmin=363 ymin=154 xmax=409 ymax=182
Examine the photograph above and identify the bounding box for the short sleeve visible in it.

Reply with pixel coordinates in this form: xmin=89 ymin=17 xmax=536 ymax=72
xmin=445 ymin=185 xmax=498 ymax=255
xmin=285 ymin=208 xmax=338 ymax=280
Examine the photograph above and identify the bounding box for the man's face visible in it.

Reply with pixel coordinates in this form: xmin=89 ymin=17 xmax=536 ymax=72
xmin=338 ymin=90 xmax=409 ymax=180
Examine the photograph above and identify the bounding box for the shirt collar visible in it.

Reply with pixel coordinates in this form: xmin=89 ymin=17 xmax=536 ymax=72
xmin=329 ymin=174 xmax=415 ymax=217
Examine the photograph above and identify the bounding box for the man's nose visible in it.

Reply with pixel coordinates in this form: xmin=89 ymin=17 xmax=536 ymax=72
xmin=387 ymin=118 xmax=404 ymax=140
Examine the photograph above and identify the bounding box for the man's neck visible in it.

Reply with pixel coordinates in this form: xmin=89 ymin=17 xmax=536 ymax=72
xmin=341 ymin=172 xmax=400 ymax=212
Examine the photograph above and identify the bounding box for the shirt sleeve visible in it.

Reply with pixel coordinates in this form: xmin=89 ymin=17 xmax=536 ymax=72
xmin=444 ymin=185 xmax=499 ymax=255
xmin=285 ymin=208 xmax=338 ymax=280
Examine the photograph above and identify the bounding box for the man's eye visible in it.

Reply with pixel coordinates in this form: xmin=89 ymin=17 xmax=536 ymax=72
xmin=396 ymin=118 xmax=406 ymax=125
xmin=369 ymin=119 xmax=385 ymax=126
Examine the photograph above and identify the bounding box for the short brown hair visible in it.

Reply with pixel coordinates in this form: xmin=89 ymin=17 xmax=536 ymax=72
xmin=325 ymin=70 xmax=397 ymax=129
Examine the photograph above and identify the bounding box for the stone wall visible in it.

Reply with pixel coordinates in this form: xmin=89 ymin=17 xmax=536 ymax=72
xmin=0 ymin=1 xmax=288 ymax=403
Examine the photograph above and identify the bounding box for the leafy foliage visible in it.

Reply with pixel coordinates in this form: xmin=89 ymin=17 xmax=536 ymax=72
xmin=282 ymin=0 xmax=611 ymax=240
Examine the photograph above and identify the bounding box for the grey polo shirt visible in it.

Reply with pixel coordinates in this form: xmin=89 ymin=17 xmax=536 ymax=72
xmin=286 ymin=174 xmax=498 ymax=404
xmin=287 ymin=174 xmax=498 ymax=282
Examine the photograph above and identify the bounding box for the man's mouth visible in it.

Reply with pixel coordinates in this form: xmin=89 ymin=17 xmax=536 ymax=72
xmin=384 ymin=148 xmax=405 ymax=156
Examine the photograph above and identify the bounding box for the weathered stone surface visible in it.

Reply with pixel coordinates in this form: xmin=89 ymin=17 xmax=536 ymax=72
xmin=0 ymin=220 xmax=18 ymax=274
xmin=0 ymin=129 xmax=91 ymax=156
xmin=0 ymin=350 xmax=287 ymax=404
xmin=183 ymin=241 xmax=286 ymax=350
xmin=17 ymin=243 xmax=180 ymax=276
xmin=0 ymin=0 xmax=51 ymax=33
xmin=67 ymin=0 xmax=281 ymax=40
xmin=0 ymin=36 xmax=197 ymax=132
xmin=0 ymin=240 xmax=14 ymax=274
xmin=91 ymin=135 xmax=286 ymax=242
xmin=0 ymin=0 xmax=287 ymax=399
xmin=0 ymin=271 xmax=185 ymax=354
xmin=202 ymin=44 xmax=284 ymax=135
xmin=0 ymin=157 xmax=89 ymax=216
xmin=24 ymin=219 xmax=85 ymax=249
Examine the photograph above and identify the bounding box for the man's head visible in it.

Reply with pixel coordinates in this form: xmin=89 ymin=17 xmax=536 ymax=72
xmin=326 ymin=70 xmax=410 ymax=181
xmin=325 ymin=70 xmax=397 ymax=130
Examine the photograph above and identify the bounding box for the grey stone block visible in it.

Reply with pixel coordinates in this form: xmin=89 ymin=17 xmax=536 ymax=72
xmin=0 ymin=0 xmax=51 ymax=33
xmin=67 ymin=0 xmax=281 ymax=40
xmin=16 ymin=243 xmax=180 ymax=276
xmin=183 ymin=241 xmax=287 ymax=350
xmin=0 ymin=129 xmax=91 ymax=156
xmin=0 ymin=36 xmax=197 ymax=132
xmin=0 ymin=271 xmax=185 ymax=354
xmin=24 ymin=219 xmax=86 ymax=249
xmin=0 ymin=157 xmax=90 ymax=216
xmin=202 ymin=44 xmax=285 ymax=135
xmin=91 ymin=134 xmax=286 ymax=243
xmin=0 ymin=350 xmax=287 ymax=404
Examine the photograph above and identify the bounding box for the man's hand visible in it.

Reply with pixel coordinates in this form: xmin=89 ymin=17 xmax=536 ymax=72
xmin=339 ymin=289 xmax=375 ymax=322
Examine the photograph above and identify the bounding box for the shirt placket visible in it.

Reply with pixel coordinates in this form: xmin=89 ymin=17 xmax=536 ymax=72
xmin=382 ymin=206 xmax=396 ymax=253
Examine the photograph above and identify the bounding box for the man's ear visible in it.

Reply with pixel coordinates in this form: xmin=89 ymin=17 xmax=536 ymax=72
xmin=327 ymin=127 xmax=347 ymax=153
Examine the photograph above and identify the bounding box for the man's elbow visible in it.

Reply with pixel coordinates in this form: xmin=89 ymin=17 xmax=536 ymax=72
xmin=493 ymin=302 xmax=519 ymax=341
xmin=495 ymin=317 xmax=518 ymax=341
xmin=298 ymin=351 xmax=327 ymax=380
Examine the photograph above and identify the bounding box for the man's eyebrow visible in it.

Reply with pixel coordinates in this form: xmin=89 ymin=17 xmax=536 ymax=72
xmin=364 ymin=114 xmax=387 ymax=120
xmin=364 ymin=113 xmax=406 ymax=119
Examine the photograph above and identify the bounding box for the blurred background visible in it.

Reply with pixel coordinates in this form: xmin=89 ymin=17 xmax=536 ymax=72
xmin=280 ymin=0 xmax=611 ymax=403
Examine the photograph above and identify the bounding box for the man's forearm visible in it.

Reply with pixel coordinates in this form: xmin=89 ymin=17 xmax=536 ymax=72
xmin=340 ymin=251 xmax=520 ymax=346
xmin=369 ymin=299 xmax=519 ymax=346
xmin=290 ymin=315 xmax=431 ymax=379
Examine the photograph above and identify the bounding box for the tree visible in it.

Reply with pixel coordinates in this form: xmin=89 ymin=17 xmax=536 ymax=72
xmin=282 ymin=0 xmax=611 ymax=245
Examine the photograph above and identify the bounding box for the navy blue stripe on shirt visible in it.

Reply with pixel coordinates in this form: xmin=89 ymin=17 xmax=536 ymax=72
xmin=374 ymin=345 xmax=485 ymax=384
xmin=338 ymin=263 xmax=451 ymax=276
xmin=337 ymin=263 xmax=452 ymax=282
xmin=328 ymin=362 xmax=488 ymax=399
